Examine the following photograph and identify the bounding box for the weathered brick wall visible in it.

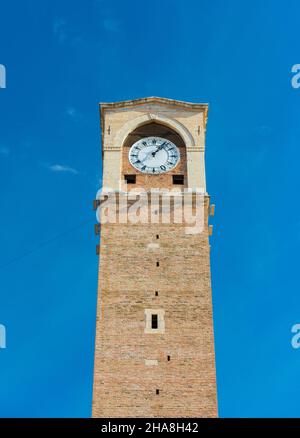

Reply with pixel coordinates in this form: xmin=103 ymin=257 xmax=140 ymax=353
xmin=92 ymin=197 xmax=217 ymax=418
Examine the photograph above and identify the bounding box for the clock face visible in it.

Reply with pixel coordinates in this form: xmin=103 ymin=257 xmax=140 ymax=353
xmin=128 ymin=136 xmax=180 ymax=174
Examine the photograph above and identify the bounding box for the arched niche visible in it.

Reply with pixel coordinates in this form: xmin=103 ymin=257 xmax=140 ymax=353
xmin=123 ymin=121 xmax=186 ymax=149
xmin=113 ymin=113 xmax=195 ymax=150
xmin=121 ymin=121 xmax=188 ymax=190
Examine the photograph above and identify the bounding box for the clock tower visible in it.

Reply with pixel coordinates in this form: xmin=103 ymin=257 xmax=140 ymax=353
xmin=92 ymin=97 xmax=217 ymax=417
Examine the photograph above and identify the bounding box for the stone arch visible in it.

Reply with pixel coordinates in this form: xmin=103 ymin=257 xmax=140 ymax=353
xmin=113 ymin=113 xmax=195 ymax=149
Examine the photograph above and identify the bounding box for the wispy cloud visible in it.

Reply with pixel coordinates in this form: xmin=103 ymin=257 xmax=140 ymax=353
xmin=0 ymin=146 xmax=10 ymax=155
xmin=53 ymin=17 xmax=67 ymax=44
xmin=256 ymin=125 xmax=273 ymax=138
xmin=102 ymin=18 xmax=120 ymax=33
xmin=94 ymin=1 xmax=121 ymax=33
xmin=48 ymin=164 xmax=79 ymax=175
xmin=64 ymin=106 xmax=82 ymax=121
xmin=53 ymin=17 xmax=84 ymax=47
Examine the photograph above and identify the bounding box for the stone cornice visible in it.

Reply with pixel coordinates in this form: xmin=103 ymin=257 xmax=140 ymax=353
xmin=100 ymin=96 xmax=208 ymax=110
xmin=99 ymin=96 xmax=209 ymax=139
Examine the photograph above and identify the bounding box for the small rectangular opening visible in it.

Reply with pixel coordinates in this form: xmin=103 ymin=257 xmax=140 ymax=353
xmin=155 ymin=291 xmax=158 ymax=297
xmin=173 ymin=175 xmax=184 ymax=185
xmin=156 ymin=389 xmax=159 ymax=395
xmin=156 ymin=234 xmax=159 ymax=239
xmin=94 ymin=224 xmax=100 ymax=235
xmin=151 ymin=314 xmax=158 ymax=329
xmin=156 ymin=261 xmax=159 ymax=267
xmin=167 ymin=355 xmax=170 ymax=361
xmin=124 ymin=174 xmax=136 ymax=184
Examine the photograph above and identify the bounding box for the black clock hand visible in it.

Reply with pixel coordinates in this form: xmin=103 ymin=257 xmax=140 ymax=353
xmin=152 ymin=142 xmax=166 ymax=157
xmin=141 ymin=150 xmax=154 ymax=163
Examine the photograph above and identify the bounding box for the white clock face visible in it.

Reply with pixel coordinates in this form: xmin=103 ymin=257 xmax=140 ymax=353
xmin=128 ymin=136 xmax=180 ymax=174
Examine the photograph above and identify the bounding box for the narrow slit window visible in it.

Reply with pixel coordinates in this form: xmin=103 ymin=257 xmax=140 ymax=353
xmin=167 ymin=355 xmax=170 ymax=361
xmin=156 ymin=234 xmax=159 ymax=239
xmin=173 ymin=175 xmax=184 ymax=185
xmin=124 ymin=174 xmax=136 ymax=184
xmin=151 ymin=314 xmax=158 ymax=329
xmin=156 ymin=261 xmax=159 ymax=267
xmin=155 ymin=291 xmax=158 ymax=297
xmin=144 ymin=309 xmax=165 ymax=334
xmin=156 ymin=389 xmax=159 ymax=395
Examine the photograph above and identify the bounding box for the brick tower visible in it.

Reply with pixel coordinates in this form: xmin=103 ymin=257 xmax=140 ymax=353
xmin=92 ymin=97 xmax=217 ymax=417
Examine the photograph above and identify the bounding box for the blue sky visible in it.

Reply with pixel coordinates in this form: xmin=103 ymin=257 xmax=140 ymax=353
xmin=0 ymin=0 xmax=300 ymax=418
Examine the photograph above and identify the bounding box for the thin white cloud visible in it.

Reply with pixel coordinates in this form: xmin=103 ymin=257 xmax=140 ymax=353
xmin=256 ymin=125 xmax=273 ymax=138
xmin=102 ymin=18 xmax=120 ymax=33
xmin=66 ymin=107 xmax=76 ymax=117
xmin=65 ymin=106 xmax=82 ymax=121
xmin=49 ymin=164 xmax=79 ymax=175
xmin=53 ymin=18 xmax=84 ymax=47
xmin=0 ymin=146 xmax=9 ymax=155
xmin=53 ymin=17 xmax=67 ymax=44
